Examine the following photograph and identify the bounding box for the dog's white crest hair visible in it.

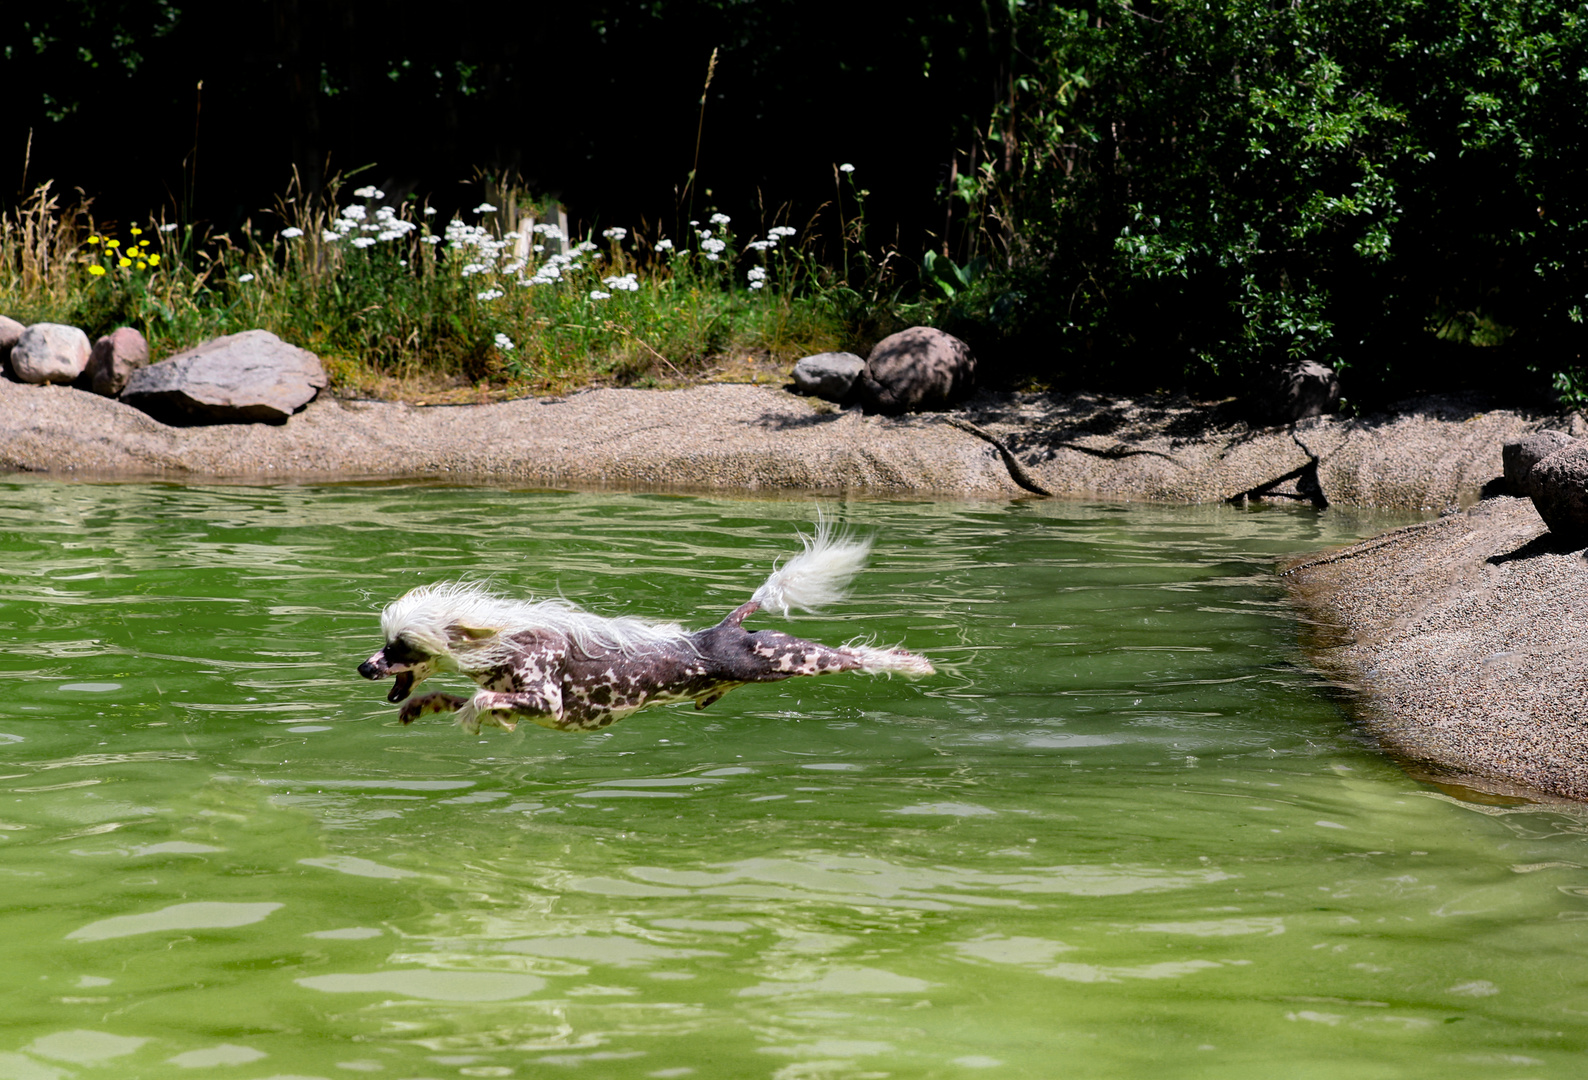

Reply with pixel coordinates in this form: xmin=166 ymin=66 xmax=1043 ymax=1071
xmin=750 ymin=518 xmax=872 ymax=616
xmin=381 ymin=581 xmax=690 ymax=668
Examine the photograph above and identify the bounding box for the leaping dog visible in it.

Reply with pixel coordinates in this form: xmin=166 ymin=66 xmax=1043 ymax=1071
xmin=358 ymin=523 xmax=933 ymax=734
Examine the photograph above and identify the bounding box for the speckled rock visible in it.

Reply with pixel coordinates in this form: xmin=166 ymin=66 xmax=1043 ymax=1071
xmin=1501 ymin=429 xmax=1576 ymax=496
xmin=855 ymin=327 xmax=976 ymax=414
xmin=10 ymin=323 xmax=91 ymax=385
xmin=0 ymin=315 xmax=23 ymax=368
xmin=1529 ymin=441 xmax=1588 ymax=542
xmin=791 ymin=352 xmax=864 ymax=400
xmin=120 ymin=329 xmax=327 ymax=425
xmin=1251 ymin=360 xmax=1340 ymax=423
xmin=87 ymin=327 xmax=150 ymax=397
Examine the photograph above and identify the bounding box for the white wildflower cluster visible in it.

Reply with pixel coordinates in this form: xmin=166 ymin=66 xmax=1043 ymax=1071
xmin=476 ymin=288 xmax=504 ymax=301
xmin=746 ymin=225 xmax=798 ymax=252
xmin=709 ymin=212 xmax=731 ymax=226
xmin=445 ymin=216 xmax=512 ymax=279
xmin=354 ymin=185 xmax=386 ymax=199
xmin=839 ymin=163 xmax=856 ymax=174
xmin=602 ymin=227 xmax=627 ymax=241
xmin=590 ymin=290 xmax=611 ymax=301
xmin=747 ymin=266 xmax=767 ymax=290
xmin=160 ymin=222 xmax=179 ymax=233
xmin=373 ymin=207 xmax=415 ymax=242
xmin=281 ymin=227 xmax=304 ymax=239
xmin=701 ymin=237 xmax=727 ymax=261
xmin=526 ymin=250 xmax=585 ymax=286
xmin=655 ymin=238 xmax=675 ymax=252
xmin=602 ymin=272 xmax=640 ymax=292
xmin=494 ymin=332 xmax=514 ymax=351
xmin=238 ymin=273 xmax=255 ymax=283
xmin=316 ymin=197 xmax=420 ymax=249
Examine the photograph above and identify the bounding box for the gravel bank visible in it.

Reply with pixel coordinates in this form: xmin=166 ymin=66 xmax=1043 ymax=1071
xmin=0 ymin=378 xmax=1565 ymax=509
xmin=1284 ymin=496 xmax=1588 ymax=802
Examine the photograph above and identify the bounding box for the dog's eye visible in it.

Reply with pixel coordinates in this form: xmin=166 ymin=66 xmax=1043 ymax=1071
xmin=384 ymin=638 xmax=429 ymax=665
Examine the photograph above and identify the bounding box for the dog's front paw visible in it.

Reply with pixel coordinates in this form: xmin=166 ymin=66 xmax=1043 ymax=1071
xmin=399 ymin=692 xmax=467 ymax=725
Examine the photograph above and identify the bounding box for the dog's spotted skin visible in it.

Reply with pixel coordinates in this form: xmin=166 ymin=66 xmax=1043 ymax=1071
xmin=369 ymin=601 xmax=896 ymax=734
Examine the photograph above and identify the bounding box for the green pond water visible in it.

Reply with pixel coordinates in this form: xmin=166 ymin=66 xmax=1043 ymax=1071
xmin=3 ymin=481 xmax=1588 ymax=1080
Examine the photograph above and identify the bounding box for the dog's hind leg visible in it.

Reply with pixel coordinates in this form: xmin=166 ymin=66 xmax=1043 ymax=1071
xmin=457 ymin=684 xmax=564 ymax=735
xmin=398 ymin=692 xmax=468 ymax=725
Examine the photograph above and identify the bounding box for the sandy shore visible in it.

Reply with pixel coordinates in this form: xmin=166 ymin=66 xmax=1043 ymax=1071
xmin=4 ymin=377 xmax=1583 ymax=799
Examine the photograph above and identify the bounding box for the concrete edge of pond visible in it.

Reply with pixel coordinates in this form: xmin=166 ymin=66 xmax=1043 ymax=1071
xmin=2 ymin=376 xmax=1579 ymax=511
xmin=1283 ymin=495 xmax=1588 ymax=804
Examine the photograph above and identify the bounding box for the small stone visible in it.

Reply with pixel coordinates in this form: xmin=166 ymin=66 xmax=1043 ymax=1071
xmin=791 ymin=351 xmax=864 ymax=400
xmin=86 ymin=327 xmax=150 ymax=397
xmin=854 ymin=326 xmax=977 ymax=414
xmin=9 ymin=322 xmax=92 ymax=384
xmin=1501 ymin=430 xmax=1576 ymax=497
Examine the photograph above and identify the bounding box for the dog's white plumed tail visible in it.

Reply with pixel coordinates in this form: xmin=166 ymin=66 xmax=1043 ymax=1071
xmin=844 ymin=643 xmax=936 ymax=677
xmin=750 ymin=519 xmax=873 ymax=617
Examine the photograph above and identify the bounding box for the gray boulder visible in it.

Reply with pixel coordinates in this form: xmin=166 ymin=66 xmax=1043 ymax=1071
xmin=10 ymin=323 xmax=91 ymax=385
xmin=791 ymin=351 xmax=864 ymax=401
xmin=854 ymin=326 xmax=977 ymax=414
xmin=0 ymin=315 xmax=22 ymax=368
xmin=86 ymin=327 xmax=150 ymax=397
xmin=120 ymin=329 xmax=327 ymax=425
xmin=1502 ymin=430 xmax=1577 ymax=497
xmin=1252 ymin=360 xmax=1341 ymax=424
xmin=1529 ymin=441 xmax=1588 ymax=543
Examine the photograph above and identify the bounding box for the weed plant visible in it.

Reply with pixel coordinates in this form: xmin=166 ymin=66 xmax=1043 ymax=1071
xmin=0 ymin=168 xmax=928 ymax=396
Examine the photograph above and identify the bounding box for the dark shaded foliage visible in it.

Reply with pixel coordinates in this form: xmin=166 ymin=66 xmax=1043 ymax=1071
xmin=979 ymin=0 xmax=1588 ymax=406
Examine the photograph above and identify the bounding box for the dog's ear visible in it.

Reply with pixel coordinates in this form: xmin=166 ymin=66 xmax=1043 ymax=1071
xmin=448 ymin=622 xmax=497 ymax=642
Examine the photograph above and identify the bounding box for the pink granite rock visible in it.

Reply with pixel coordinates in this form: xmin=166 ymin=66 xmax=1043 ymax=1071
xmin=120 ymin=329 xmax=327 ymax=425
xmin=854 ymin=326 xmax=977 ymax=414
xmin=87 ymin=327 xmax=150 ymax=397
xmin=10 ymin=323 xmax=92 ymax=384
xmin=0 ymin=315 xmax=23 ymax=365
xmin=1530 ymin=440 xmax=1588 ymax=543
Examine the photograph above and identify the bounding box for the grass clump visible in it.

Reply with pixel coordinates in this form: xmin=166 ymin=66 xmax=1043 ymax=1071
xmin=0 ymin=169 xmax=924 ymax=399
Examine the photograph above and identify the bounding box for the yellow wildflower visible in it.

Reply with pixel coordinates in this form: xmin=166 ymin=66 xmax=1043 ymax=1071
xmin=137 ymin=261 xmax=147 ymax=270
xmin=88 ymin=264 xmax=107 ymax=276
xmin=148 ymin=254 xmax=161 ymax=266
xmin=87 ymin=235 xmax=101 ymax=244
xmin=138 ymin=239 xmax=150 ymax=247
xmin=129 ymin=226 xmax=143 ymax=236
xmin=118 ymin=257 xmax=132 ymax=267
xmin=106 ymin=239 xmax=121 ymax=249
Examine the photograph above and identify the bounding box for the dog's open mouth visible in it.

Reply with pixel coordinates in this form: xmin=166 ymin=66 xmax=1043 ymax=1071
xmin=388 ymin=671 xmax=416 ymax=703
